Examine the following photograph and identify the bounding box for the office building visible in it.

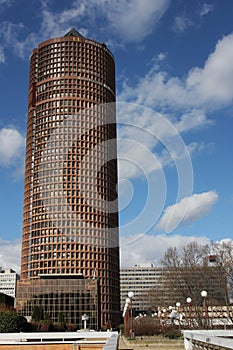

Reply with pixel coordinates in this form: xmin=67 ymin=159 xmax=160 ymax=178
xmin=120 ymin=264 xmax=161 ymax=312
xmin=17 ymin=275 xmax=100 ymax=329
xmin=17 ymin=29 xmax=120 ymax=327
xmin=0 ymin=267 xmax=19 ymax=298
xmin=120 ymin=264 xmax=226 ymax=313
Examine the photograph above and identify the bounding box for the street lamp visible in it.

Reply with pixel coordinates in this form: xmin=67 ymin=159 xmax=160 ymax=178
xmin=162 ymin=308 xmax=167 ymax=327
xmin=186 ymin=297 xmax=192 ymax=329
xmin=201 ymin=290 xmax=208 ymax=329
xmin=122 ymin=299 xmax=130 ymax=337
xmin=176 ymin=302 xmax=181 ymax=317
xmin=126 ymin=298 xmax=130 ymax=305
xmin=176 ymin=302 xmax=181 ymax=327
xmin=157 ymin=307 xmax=161 ymax=319
xmin=128 ymin=291 xmax=134 ymax=339
xmin=168 ymin=306 xmax=173 ymax=324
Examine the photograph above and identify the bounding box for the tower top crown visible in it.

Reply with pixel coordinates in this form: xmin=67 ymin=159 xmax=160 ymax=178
xmin=64 ymin=28 xmax=85 ymax=38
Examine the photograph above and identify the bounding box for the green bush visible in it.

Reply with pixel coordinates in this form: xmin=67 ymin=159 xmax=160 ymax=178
xmin=0 ymin=311 xmax=26 ymax=333
xmin=164 ymin=327 xmax=182 ymax=339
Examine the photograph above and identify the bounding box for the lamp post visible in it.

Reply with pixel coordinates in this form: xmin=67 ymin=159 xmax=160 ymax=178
xmin=128 ymin=291 xmax=134 ymax=339
xmin=162 ymin=308 xmax=167 ymax=327
xmin=176 ymin=302 xmax=181 ymax=327
xmin=168 ymin=306 xmax=174 ymax=324
xmin=186 ymin=297 xmax=192 ymax=329
xmin=201 ymin=290 xmax=208 ymax=329
xmin=123 ymin=298 xmax=130 ymax=337
xmin=158 ymin=307 xmax=161 ymax=322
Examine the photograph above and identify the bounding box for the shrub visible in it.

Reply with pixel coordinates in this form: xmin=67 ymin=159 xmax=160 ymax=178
xmin=133 ymin=317 xmax=182 ymax=338
xmin=133 ymin=317 xmax=162 ymax=336
xmin=0 ymin=311 xmax=26 ymax=333
xmin=164 ymin=327 xmax=182 ymax=339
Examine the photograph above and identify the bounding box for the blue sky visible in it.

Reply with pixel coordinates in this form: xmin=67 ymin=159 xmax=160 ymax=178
xmin=0 ymin=0 xmax=233 ymax=270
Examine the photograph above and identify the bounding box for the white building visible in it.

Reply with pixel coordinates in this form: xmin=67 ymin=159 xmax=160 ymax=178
xmin=120 ymin=263 xmax=225 ymax=313
xmin=120 ymin=264 xmax=162 ymax=312
xmin=0 ymin=267 xmax=19 ymax=298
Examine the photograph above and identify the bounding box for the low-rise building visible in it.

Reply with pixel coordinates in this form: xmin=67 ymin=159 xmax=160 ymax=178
xmin=120 ymin=264 xmax=226 ymax=313
xmin=0 ymin=267 xmax=19 ymax=298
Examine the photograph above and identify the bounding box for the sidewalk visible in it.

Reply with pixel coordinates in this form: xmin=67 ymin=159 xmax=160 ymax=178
xmin=118 ymin=335 xmax=134 ymax=349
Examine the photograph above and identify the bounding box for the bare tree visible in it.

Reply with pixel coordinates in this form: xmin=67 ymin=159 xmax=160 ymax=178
xmin=210 ymin=240 xmax=233 ymax=307
xmin=160 ymin=247 xmax=181 ymax=267
xmin=137 ymin=240 xmax=233 ymax=328
xmin=181 ymin=241 xmax=209 ymax=267
xmin=156 ymin=241 xmax=228 ymax=327
xmin=159 ymin=242 xmax=212 ymax=303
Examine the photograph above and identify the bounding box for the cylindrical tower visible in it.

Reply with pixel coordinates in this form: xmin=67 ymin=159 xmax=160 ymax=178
xmin=20 ymin=29 xmax=120 ymax=327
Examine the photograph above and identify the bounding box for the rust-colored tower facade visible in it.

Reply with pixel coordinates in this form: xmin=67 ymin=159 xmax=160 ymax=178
xmin=20 ymin=29 xmax=120 ymax=327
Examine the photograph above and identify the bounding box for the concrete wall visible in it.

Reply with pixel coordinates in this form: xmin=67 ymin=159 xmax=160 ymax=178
xmin=0 ymin=331 xmax=118 ymax=350
xmin=183 ymin=330 xmax=233 ymax=350
xmin=0 ymin=344 xmax=103 ymax=350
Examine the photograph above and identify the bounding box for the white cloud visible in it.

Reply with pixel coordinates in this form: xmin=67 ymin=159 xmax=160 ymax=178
xmin=119 ymin=32 xmax=233 ymax=111
xmin=187 ymin=33 xmax=233 ymax=105
xmin=158 ymin=52 xmax=167 ymax=61
xmin=0 ymin=0 xmax=170 ymax=61
xmin=116 ymin=34 xmax=233 ymax=186
xmin=0 ymin=128 xmax=25 ymax=169
xmin=173 ymin=16 xmax=193 ymax=33
xmin=117 ymin=104 xmax=194 ymax=201
xmin=0 ymin=0 xmax=12 ymax=5
xmin=103 ymin=0 xmax=170 ymax=42
xmin=0 ymin=22 xmax=26 ymax=59
xmin=187 ymin=141 xmax=214 ymax=156
xmin=200 ymin=3 xmax=214 ymax=16
xmin=118 ymin=137 xmax=162 ymax=180
xmin=154 ymin=140 xmax=211 ymax=172
xmin=120 ymin=233 xmax=210 ymax=267
xmin=40 ymin=0 xmax=88 ymax=39
xmin=156 ymin=190 xmax=218 ymax=232
xmin=0 ymin=45 xmax=5 ymax=63
xmin=0 ymin=2 xmax=88 ymax=60
xmin=40 ymin=0 xmax=170 ymax=43
xmin=0 ymin=238 xmax=21 ymax=272
xmin=175 ymin=109 xmax=213 ymax=133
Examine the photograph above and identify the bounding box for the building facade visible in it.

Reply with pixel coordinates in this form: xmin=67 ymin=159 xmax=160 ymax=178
xmin=120 ymin=264 xmax=226 ymax=313
xmin=120 ymin=265 xmax=161 ymax=312
xmin=17 ymin=275 xmax=100 ymax=329
xmin=0 ymin=267 xmax=19 ymax=299
xmin=18 ymin=29 xmax=120 ymax=327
